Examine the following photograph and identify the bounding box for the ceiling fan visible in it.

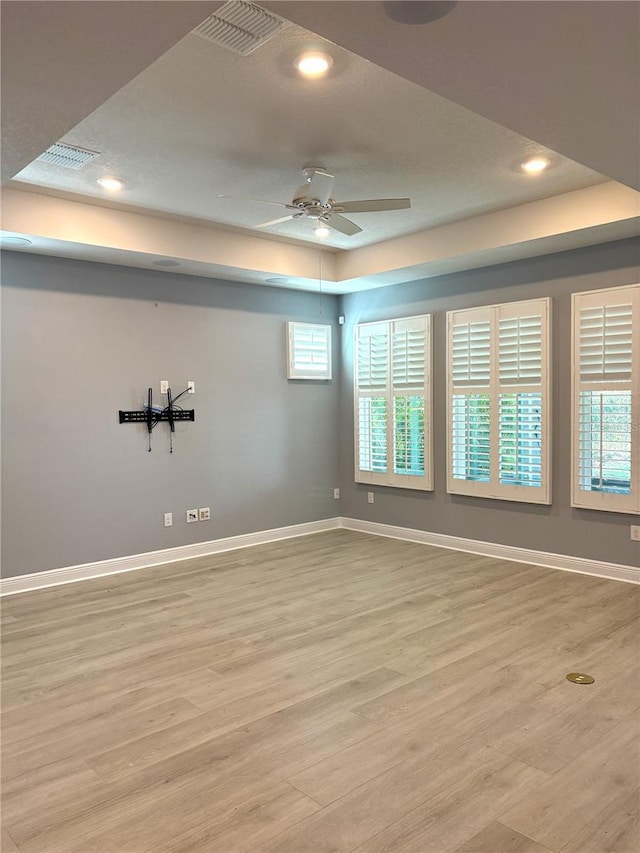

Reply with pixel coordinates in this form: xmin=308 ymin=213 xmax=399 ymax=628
xmin=220 ymin=166 xmax=411 ymax=237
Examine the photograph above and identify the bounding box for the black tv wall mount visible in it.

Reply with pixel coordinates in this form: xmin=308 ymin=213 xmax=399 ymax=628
xmin=119 ymin=387 xmax=194 ymax=452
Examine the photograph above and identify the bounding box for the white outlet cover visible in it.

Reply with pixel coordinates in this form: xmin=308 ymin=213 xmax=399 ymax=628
xmin=199 ymin=507 xmax=210 ymax=521
xmin=186 ymin=509 xmax=198 ymax=523
xmin=631 ymin=525 xmax=640 ymax=542
xmin=334 ymin=488 xmax=340 ymax=499
xmin=368 ymin=492 xmax=374 ymax=503
xmin=160 ymin=380 xmax=169 ymax=394
xmin=187 ymin=381 xmax=195 ymax=393
xmin=164 ymin=512 xmax=173 ymax=527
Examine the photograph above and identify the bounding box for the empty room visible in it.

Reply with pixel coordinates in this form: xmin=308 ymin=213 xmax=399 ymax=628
xmin=1 ymin=2 xmax=639 ymax=852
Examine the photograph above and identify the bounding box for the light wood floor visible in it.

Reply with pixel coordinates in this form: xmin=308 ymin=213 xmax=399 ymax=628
xmin=1 ymin=530 xmax=638 ymax=853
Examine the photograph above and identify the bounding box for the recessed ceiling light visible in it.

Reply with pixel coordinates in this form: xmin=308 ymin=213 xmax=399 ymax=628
xmin=97 ymin=176 xmax=124 ymax=192
xmin=313 ymin=224 xmax=331 ymax=239
xmin=1 ymin=235 xmax=32 ymax=247
xmin=294 ymin=51 xmax=333 ymax=79
xmin=521 ymin=157 xmax=550 ymax=175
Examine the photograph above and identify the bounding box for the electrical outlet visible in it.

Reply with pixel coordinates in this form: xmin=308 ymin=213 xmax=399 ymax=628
xmin=631 ymin=525 xmax=640 ymax=542
xmin=187 ymin=381 xmax=195 ymax=394
xmin=199 ymin=507 xmax=210 ymax=521
xmin=334 ymin=488 xmax=340 ymax=500
xmin=186 ymin=509 xmax=198 ymax=523
xmin=367 ymin=492 xmax=374 ymax=504
xmin=160 ymin=380 xmax=169 ymax=394
xmin=164 ymin=512 xmax=172 ymax=527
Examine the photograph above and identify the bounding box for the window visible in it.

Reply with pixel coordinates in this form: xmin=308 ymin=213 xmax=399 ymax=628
xmin=572 ymin=284 xmax=639 ymax=514
xmin=286 ymin=322 xmax=332 ymax=380
xmin=355 ymin=315 xmax=432 ymax=490
xmin=447 ymin=298 xmax=551 ymax=503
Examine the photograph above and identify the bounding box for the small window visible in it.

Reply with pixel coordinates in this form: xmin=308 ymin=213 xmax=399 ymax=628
xmin=286 ymin=322 xmax=332 ymax=380
xmin=572 ymin=285 xmax=639 ymax=514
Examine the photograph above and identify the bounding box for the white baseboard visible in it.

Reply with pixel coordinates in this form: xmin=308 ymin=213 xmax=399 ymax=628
xmin=0 ymin=518 xmax=341 ymax=596
xmin=340 ymin=517 xmax=640 ymax=585
xmin=3 ymin=514 xmax=637 ymax=596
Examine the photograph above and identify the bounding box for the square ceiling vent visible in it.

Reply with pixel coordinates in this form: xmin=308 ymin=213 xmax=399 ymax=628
xmin=193 ymin=1 xmax=285 ymax=56
xmin=36 ymin=142 xmax=100 ymax=170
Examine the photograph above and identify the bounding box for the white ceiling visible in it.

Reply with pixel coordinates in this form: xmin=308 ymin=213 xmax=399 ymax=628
xmin=1 ymin=1 xmax=638 ymax=292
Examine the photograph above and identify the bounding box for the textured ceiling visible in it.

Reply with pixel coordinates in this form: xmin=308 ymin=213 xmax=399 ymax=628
xmin=267 ymin=1 xmax=640 ymax=191
xmin=1 ymin=1 xmax=638 ymax=291
xmin=12 ymin=16 xmax=606 ymax=250
xmin=0 ymin=0 xmax=222 ymax=183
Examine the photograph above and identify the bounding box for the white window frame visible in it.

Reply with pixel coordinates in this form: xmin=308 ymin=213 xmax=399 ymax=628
xmin=571 ymin=284 xmax=639 ymax=514
xmin=286 ymin=321 xmax=332 ymax=380
xmin=446 ymin=297 xmax=552 ymax=504
xmin=354 ymin=314 xmax=433 ymax=491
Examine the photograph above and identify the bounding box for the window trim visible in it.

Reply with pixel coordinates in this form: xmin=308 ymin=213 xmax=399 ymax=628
xmin=571 ymin=284 xmax=639 ymax=515
xmin=354 ymin=314 xmax=433 ymax=491
xmin=446 ymin=297 xmax=552 ymax=504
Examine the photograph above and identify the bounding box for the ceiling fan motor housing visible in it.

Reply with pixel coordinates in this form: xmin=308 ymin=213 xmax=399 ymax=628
xmin=292 ymin=186 xmax=333 ymax=218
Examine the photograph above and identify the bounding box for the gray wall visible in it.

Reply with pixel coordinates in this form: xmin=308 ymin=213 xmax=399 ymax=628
xmin=1 ymin=252 xmax=340 ymax=577
xmin=3 ymin=239 xmax=638 ymax=579
xmin=338 ymin=238 xmax=640 ymax=567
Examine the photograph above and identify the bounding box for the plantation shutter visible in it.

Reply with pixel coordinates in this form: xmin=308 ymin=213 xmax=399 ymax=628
xmin=572 ymin=285 xmax=639 ymax=514
xmin=286 ymin=322 xmax=332 ymax=379
xmin=356 ymin=323 xmax=389 ymax=475
xmin=497 ymin=304 xmax=547 ymax=493
xmin=392 ymin=317 xmax=430 ymax=482
xmin=447 ymin=299 xmax=551 ymax=503
xmin=355 ymin=315 xmax=432 ymax=490
xmin=449 ymin=311 xmax=492 ymax=486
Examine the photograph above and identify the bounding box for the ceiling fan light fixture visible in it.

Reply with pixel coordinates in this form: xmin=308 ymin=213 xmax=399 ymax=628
xmin=294 ymin=51 xmax=333 ymax=79
xmin=521 ymin=157 xmax=550 ymax=175
xmin=313 ymin=223 xmax=331 ymax=239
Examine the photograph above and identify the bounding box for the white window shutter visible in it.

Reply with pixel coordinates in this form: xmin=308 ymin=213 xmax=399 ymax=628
xmin=287 ymin=322 xmax=332 ymax=380
xmin=497 ymin=303 xmax=548 ymax=497
xmin=354 ymin=315 xmax=432 ymax=490
xmin=572 ymin=285 xmax=639 ymax=514
xmin=447 ymin=299 xmax=551 ymax=504
xmin=451 ymin=319 xmax=491 ymax=386
xmin=579 ymin=303 xmax=633 ymax=382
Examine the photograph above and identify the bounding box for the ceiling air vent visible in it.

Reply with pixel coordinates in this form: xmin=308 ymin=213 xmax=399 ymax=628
xmin=193 ymin=1 xmax=285 ymax=56
xmin=36 ymin=142 xmax=100 ymax=170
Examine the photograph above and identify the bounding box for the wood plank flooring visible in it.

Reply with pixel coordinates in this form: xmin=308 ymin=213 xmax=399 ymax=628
xmin=1 ymin=530 xmax=638 ymax=852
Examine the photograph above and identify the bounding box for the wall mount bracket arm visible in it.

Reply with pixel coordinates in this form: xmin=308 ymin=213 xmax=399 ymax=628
xmin=119 ymin=386 xmax=195 ymax=452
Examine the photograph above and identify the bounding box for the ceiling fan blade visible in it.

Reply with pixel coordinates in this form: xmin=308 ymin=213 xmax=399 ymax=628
xmin=328 ymin=214 xmax=363 ymax=236
xmin=307 ymin=171 xmax=334 ymax=205
xmin=333 ymin=198 xmax=411 ymax=213
xmin=218 ymin=194 xmax=298 ymax=211
xmin=256 ymin=214 xmax=297 ymax=228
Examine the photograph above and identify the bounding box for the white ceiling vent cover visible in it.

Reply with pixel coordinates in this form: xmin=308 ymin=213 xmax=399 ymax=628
xmin=36 ymin=142 xmax=100 ymax=170
xmin=193 ymin=1 xmax=285 ymax=56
